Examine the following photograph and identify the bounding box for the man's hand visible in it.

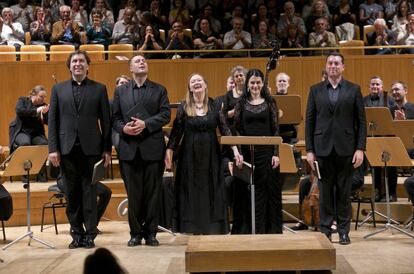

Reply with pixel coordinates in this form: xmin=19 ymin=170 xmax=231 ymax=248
xmin=102 ymin=152 xmax=111 ymax=168
xmin=394 ymin=109 xmax=406 ymax=120
xmin=131 ymin=117 xmax=146 ymax=134
xmin=271 ymin=156 xmax=280 ymax=169
xmin=307 ymin=152 xmax=316 ymax=171
xmin=352 ymin=149 xmax=364 ymax=168
xmin=123 ymin=121 xmax=140 ymax=136
xmin=49 ymin=152 xmax=60 ymax=167
xmin=164 ymin=148 xmax=173 ymax=169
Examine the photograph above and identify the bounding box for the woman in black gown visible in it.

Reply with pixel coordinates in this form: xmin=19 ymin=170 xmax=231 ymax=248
xmin=232 ymin=69 xmax=283 ymax=234
xmin=165 ymin=73 xmax=242 ymax=235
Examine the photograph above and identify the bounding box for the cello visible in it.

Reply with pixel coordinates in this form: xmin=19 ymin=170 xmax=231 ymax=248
xmin=301 ymin=161 xmax=321 ymax=229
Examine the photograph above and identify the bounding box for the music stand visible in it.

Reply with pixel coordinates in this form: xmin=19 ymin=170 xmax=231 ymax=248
xmin=273 ymin=95 xmax=302 ymax=125
xmin=279 ymin=143 xmax=301 ymax=234
xmin=221 ymin=136 xmax=282 ymax=234
xmin=358 ymin=107 xmax=399 ymax=228
xmin=363 ymin=137 xmax=414 ymax=239
xmin=1 ymin=146 xmax=54 ymax=250
xmin=392 ymin=120 xmax=414 ymax=229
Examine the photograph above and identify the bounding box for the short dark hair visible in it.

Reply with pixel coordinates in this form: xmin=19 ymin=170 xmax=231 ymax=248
xmin=326 ymin=52 xmax=345 ymax=64
xmin=66 ymin=50 xmax=91 ymax=68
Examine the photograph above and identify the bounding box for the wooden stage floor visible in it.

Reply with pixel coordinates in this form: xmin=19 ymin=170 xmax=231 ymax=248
xmin=0 ymin=221 xmax=413 ymax=274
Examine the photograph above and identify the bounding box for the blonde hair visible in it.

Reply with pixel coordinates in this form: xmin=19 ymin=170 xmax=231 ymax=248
xmin=184 ymin=73 xmax=209 ymax=117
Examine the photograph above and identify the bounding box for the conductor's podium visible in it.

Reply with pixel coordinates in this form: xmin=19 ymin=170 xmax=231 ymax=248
xmin=186 ymin=234 xmax=335 ymax=273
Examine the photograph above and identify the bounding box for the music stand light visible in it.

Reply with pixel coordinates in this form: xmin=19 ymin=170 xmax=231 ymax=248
xmin=1 ymin=145 xmax=54 ymax=250
xmin=363 ymin=137 xmax=414 ymax=239
xmin=221 ymin=136 xmax=282 ymax=234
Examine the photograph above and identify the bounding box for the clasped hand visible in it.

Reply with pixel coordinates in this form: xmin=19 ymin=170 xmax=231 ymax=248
xmin=123 ymin=117 xmax=145 ymax=136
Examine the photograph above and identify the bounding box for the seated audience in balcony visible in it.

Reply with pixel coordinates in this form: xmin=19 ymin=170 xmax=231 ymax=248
xmin=117 ymin=0 xmax=140 ymax=23
xmin=45 ymin=0 xmax=64 ymax=24
xmin=277 ymin=1 xmax=306 ymax=39
xmin=51 ymin=5 xmax=80 ymax=46
xmin=223 ymin=4 xmax=248 ymax=33
xmin=168 ymin=0 xmax=191 ymax=28
xmin=333 ymin=0 xmax=357 ymax=41
xmin=193 ymin=3 xmax=221 ymax=34
xmin=112 ymin=7 xmax=140 ymax=47
xmin=399 ymin=12 xmax=414 ymax=54
xmin=266 ymin=0 xmax=279 ymax=34
xmin=30 ymin=7 xmax=51 ymax=46
xmin=138 ymin=24 xmax=164 ymax=59
xmin=193 ymin=17 xmax=222 ymax=58
xmin=147 ymin=0 xmax=168 ymax=30
xmin=0 ymin=7 xmax=24 ymax=50
xmin=10 ymin=0 xmax=34 ymax=32
xmin=86 ymin=8 xmax=111 ymax=47
xmin=165 ymin=20 xmax=192 ymax=58
xmin=252 ymin=20 xmax=276 ymax=57
xmin=89 ymin=0 xmax=114 ymax=29
xmin=70 ymin=0 xmax=88 ymax=30
xmin=382 ymin=0 xmax=398 ymax=24
xmin=305 ymin=0 xmax=331 ymax=34
xmin=392 ymin=0 xmax=409 ymax=44
xmin=359 ymin=0 xmax=384 ymax=26
xmin=308 ymin=17 xmax=337 ymax=55
xmin=223 ymin=16 xmax=251 ymax=57
xmin=281 ymin=23 xmax=306 ymax=56
xmin=250 ymin=4 xmax=270 ymax=36
xmin=366 ymin=18 xmax=396 ymax=54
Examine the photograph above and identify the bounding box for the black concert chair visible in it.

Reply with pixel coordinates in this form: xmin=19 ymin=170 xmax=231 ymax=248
xmin=0 ymin=184 xmax=13 ymax=241
xmin=40 ymin=183 xmax=66 ymax=235
xmin=351 ymin=185 xmax=376 ymax=230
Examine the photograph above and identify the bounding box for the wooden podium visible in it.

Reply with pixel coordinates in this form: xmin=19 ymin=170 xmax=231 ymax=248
xmin=364 ymin=137 xmax=414 ymax=239
xmin=221 ymin=136 xmax=282 ymax=234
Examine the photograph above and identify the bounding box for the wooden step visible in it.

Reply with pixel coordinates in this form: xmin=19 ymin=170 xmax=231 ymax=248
xmin=185 ymin=234 xmax=335 ymax=273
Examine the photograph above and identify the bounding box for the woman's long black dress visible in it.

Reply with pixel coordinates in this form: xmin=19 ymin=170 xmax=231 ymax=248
xmin=167 ymin=98 xmax=230 ymax=234
xmin=232 ymin=99 xmax=283 ymax=234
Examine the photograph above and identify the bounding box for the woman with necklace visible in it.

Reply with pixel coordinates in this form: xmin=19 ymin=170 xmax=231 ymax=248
xmin=231 ymin=69 xmax=282 ymax=234
xmin=165 ymin=73 xmax=242 ymax=235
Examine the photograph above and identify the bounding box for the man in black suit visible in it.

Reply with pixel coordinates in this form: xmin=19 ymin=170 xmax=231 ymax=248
xmin=48 ymin=50 xmax=111 ymax=249
xmin=363 ymin=76 xmax=395 ymax=108
xmin=112 ymin=54 xmax=170 ymax=247
xmin=305 ymin=52 xmax=366 ymax=245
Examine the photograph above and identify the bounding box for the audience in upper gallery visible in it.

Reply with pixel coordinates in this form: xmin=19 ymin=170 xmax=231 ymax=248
xmin=277 ymin=1 xmax=306 ymax=39
xmin=392 ymin=0 xmax=410 ymax=44
xmin=30 ymin=6 xmax=51 ymax=46
xmin=399 ymin=12 xmax=414 ymax=54
xmin=281 ymin=23 xmax=306 ymax=56
xmin=70 ymin=0 xmax=88 ymax=31
xmin=0 ymin=7 xmax=24 ymax=50
xmin=223 ymin=16 xmax=251 ymax=57
xmin=223 ymin=4 xmax=247 ymax=33
xmin=10 ymin=0 xmax=33 ymax=32
xmin=250 ymin=3 xmax=270 ymax=36
xmin=304 ymin=0 xmax=332 ymax=35
xmin=112 ymin=7 xmax=140 ymax=47
xmin=165 ymin=20 xmax=192 ymax=58
xmin=86 ymin=7 xmax=112 ymax=47
xmin=50 ymin=5 xmax=80 ymax=46
xmin=252 ymin=20 xmax=276 ymax=57
xmin=147 ymin=0 xmax=168 ymax=30
xmin=89 ymin=0 xmax=114 ymax=29
xmin=366 ymin=18 xmax=396 ymax=54
xmin=137 ymin=23 xmax=164 ymax=59
xmin=117 ymin=0 xmax=140 ymax=24
xmin=168 ymin=0 xmax=191 ymax=28
xmin=193 ymin=16 xmax=222 ymax=58
xmin=359 ymin=0 xmax=384 ymax=26
xmin=308 ymin=17 xmax=337 ymax=55
xmin=193 ymin=3 xmax=221 ymax=34
xmin=47 ymin=0 xmax=65 ymax=24
xmin=332 ymin=0 xmax=357 ymax=41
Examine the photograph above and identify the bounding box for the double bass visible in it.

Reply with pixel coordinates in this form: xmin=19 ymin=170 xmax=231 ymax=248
xmin=301 ymin=161 xmax=321 ymax=228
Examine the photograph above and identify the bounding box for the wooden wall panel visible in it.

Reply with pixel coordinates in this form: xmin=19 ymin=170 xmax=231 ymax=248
xmin=1 ymin=55 xmax=414 ymax=145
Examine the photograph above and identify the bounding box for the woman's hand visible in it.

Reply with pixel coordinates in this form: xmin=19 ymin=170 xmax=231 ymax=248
xmin=271 ymin=156 xmax=280 ymax=169
xmin=164 ymin=148 xmax=173 ymax=170
xmin=232 ymin=146 xmax=243 ymax=168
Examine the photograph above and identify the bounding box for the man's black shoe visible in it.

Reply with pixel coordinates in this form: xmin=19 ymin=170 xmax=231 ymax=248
xmin=127 ymin=236 xmax=142 ymax=247
xmin=83 ymin=238 xmax=95 ymax=249
xmin=291 ymin=222 xmax=308 ymax=231
xmin=145 ymin=235 xmax=159 ymax=246
xmin=68 ymin=239 xmax=83 ymax=249
xmin=338 ymin=234 xmax=351 ymax=245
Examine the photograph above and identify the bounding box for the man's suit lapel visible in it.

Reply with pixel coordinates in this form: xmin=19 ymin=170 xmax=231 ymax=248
xmin=64 ymin=80 xmax=77 ymax=112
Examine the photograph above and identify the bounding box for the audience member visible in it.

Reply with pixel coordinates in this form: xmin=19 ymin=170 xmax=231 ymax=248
xmin=333 ymin=0 xmax=357 ymax=41
xmin=250 ymin=3 xmax=270 ymax=36
xmin=223 ymin=17 xmax=251 ymax=57
xmin=281 ymin=23 xmax=306 ymax=56
xmin=168 ymin=0 xmax=191 ymax=28
xmin=0 ymin=7 xmax=24 ymax=50
xmin=30 ymin=7 xmax=51 ymax=46
xmin=86 ymin=8 xmax=112 ymax=47
xmin=399 ymin=12 xmax=414 ymax=53
xmin=165 ymin=21 xmax=193 ymax=58
xmin=392 ymin=0 xmax=410 ymax=44
xmin=252 ymin=20 xmax=276 ymax=57
xmin=112 ymin=7 xmax=140 ymax=47
xmin=308 ymin=17 xmax=337 ymax=55
xmin=305 ymin=0 xmax=331 ymax=34
xmin=138 ymin=24 xmax=164 ymax=59
xmin=193 ymin=17 xmax=222 ymax=58
xmin=366 ymin=18 xmax=396 ymax=54
xmin=89 ymin=0 xmax=114 ymax=29
xmin=71 ymin=0 xmax=88 ymax=30
xmin=51 ymin=5 xmax=81 ymax=46
xmin=359 ymin=0 xmax=384 ymax=26
xmin=117 ymin=0 xmax=140 ymax=23
xmin=148 ymin=0 xmax=168 ymax=30
xmin=83 ymin=248 xmax=126 ymax=274
xmin=277 ymin=1 xmax=306 ymax=39
xmin=193 ymin=3 xmax=221 ymax=34
xmin=10 ymin=0 xmax=33 ymax=32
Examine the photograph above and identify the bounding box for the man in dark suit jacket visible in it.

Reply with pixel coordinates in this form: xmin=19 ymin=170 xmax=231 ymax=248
xmin=305 ymin=52 xmax=366 ymax=245
xmin=366 ymin=18 xmax=396 ymax=55
xmin=112 ymin=54 xmax=170 ymax=247
xmin=363 ymin=76 xmax=395 ymax=108
xmin=48 ymin=50 xmax=111 ymax=249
